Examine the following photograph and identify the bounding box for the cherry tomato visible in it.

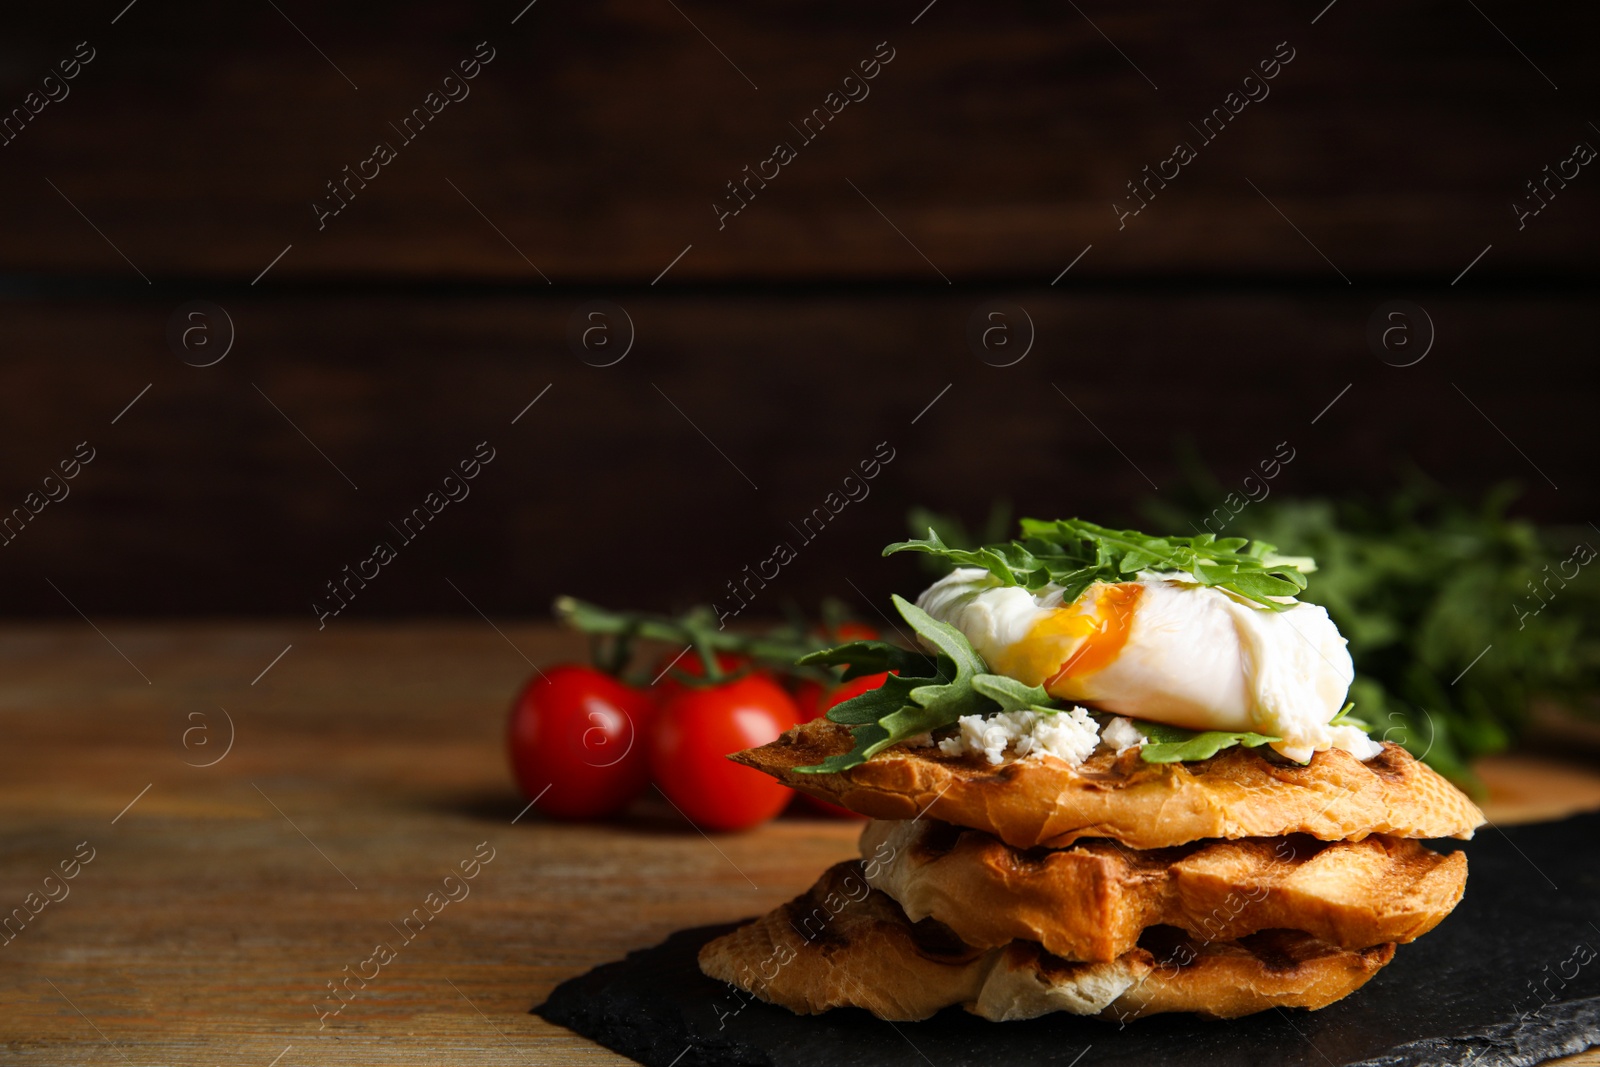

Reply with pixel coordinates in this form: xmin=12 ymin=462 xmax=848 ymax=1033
xmin=650 ymin=650 xmax=752 ymax=707
xmin=790 ymin=678 xmax=827 ymax=721
xmin=794 ymin=672 xmax=888 ymax=819
xmin=648 ymin=675 xmax=800 ymax=832
xmin=507 ymin=665 xmax=654 ymax=820
xmin=832 ymin=622 xmax=880 ymax=642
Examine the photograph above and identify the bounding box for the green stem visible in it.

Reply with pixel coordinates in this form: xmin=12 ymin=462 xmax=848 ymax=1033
xmin=553 ymin=596 xmax=836 ymax=674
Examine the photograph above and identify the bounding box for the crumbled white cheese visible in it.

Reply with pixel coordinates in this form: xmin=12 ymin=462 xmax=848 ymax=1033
xmin=937 ymin=708 xmax=1100 ymax=767
xmin=917 ymin=567 xmax=1378 ymax=764
xmin=1099 ymin=716 xmax=1148 ymax=755
xmin=1324 ymin=723 xmax=1385 ymax=762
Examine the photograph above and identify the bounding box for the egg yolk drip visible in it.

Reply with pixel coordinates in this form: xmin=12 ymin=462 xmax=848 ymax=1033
xmin=986 ymin=582 xmax=1143 ymax=695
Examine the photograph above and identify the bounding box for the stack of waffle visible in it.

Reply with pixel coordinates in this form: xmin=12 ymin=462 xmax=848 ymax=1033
xmin=700 ymin=719 xmax=1485 ymax=1022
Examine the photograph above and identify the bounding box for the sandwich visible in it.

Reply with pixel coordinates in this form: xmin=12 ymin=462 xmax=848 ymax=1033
xmin=700 ymin=519 xmax=1485 ymax=1022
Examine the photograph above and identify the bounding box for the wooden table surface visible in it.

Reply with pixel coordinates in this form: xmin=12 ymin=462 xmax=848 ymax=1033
xmin=4 ymin=623 xmax=1598 ymax=1066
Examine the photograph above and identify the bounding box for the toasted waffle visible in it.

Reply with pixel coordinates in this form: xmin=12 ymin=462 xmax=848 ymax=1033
xmin=860 ymin=819 xmax=1466 ymax=962
xmin=699 ymin=862 xmax=1396 ymax=1022
xmin=733 ymin=719 xmax=1484 ymax=849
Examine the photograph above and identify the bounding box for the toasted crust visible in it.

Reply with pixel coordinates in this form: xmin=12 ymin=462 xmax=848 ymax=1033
xmin=733 ymin=719 xmax=1485 ymax=849
xmin=860 ymin=819 xmax=1466 ymax=962
xmin=699 ymin=862 xmax=1395 ymax=1022
xmin=700 ymin=861 xmax=992 ymax=1022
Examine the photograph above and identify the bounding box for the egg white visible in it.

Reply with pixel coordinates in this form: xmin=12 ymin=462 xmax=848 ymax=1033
xmin=916 ymin=568 xmax=1379 ymax=762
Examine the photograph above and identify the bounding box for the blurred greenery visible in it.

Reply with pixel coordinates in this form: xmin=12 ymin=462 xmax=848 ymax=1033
xmin=909 ymin=478 xmax=1599 ymax=792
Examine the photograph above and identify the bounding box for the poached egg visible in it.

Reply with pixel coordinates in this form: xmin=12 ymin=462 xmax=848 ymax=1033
xmin=917 ymin=567 xmax=1381 ymax=763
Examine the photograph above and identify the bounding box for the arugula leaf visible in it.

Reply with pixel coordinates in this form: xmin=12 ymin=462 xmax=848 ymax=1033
xmin=1134 ymin=720 xmax=1281 ymax=763
xmin=885 ymin=518 xmax=1311 ymax=611
xmin=1328 ymin=701 xmax=1376 ymax=733
xmin=797 ymin=639 xmax=937 ymax=682
xmin=893 ymin=595 xmax=984 ymax=680
xmin=1114 ymin=702 xmax=1380 ymax=763
xmin=821 ymin=676 xmax=922 ymax=726
xmin=789 ymin=580 xmax=1378 ymax=775
xmin=970 ymin=674 xmax=1057 ymax=714
xmin=794 ymin=595 xmax=998 ymax=774
xmin=804 ymin=721 xmax=893 ymax=775
xmin=879 ymin=527 xmax=1031 ymax=587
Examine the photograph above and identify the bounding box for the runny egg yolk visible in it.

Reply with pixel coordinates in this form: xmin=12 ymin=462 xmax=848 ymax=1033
xmin=986 ymin=582 xmax=1143 ymax=693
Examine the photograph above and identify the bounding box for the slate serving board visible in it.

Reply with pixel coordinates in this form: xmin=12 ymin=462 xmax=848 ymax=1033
xmin=537 ymin=811 xmax=1600 ymax=1067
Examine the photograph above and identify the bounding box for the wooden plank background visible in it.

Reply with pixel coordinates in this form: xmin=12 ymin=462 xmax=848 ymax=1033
xmin=2 ymin=622 xmax=1598 ymax=1066
xmin=0 ymin=290 xmax=1590 ymax=616
xmin=2 ymin=1 xmax=1596 ymax=617
xmin=0 ymin=1 xmax=1596 ymax=280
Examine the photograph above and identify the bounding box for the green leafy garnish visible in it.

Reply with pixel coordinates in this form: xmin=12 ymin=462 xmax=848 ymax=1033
xmin=1328 ymin=701 xmax=1374 ymax=733
xmin=1100 ymin=702 xmax=1377 ymax=763
xmin=969 ymin=674 xmax=1056 ymax=714
xmin=793 ymin=588 xmax=1378 ymax=773
xmin=1133 ymin=720 xmax=1282 ymax=763
xmin=796 ymin=638 xmax=937 ymax=682
xmin=884 ymin=518 xmax=1311 ymax=611
xmin=795 ymin=595 xmax=1002 ymax=774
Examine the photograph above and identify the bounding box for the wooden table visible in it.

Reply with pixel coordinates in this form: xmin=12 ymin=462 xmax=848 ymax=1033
xmin=4 ymin=623 xmax=1598 ymax=1066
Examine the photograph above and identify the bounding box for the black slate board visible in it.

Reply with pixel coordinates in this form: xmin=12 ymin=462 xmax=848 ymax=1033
xmin=536 ymin=811 xmax=1600 ymax=1067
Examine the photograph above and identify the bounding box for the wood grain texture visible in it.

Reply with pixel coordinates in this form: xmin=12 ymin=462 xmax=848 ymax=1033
xmin=0 ymin=291 xmax=1590 ymax=617
xmin=0 ymin=0 xmax=1595 ymax=280
xmin=0 ymin=623 xmax=862 ymax=1066
xmin=1 ymin=623 xmax=1597 ymax=1065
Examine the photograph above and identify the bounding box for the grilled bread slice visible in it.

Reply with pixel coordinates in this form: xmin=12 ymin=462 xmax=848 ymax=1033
xmin=733 ymin=719 xmax=1484 ymax=849
xmin=861 ymin=819 xmax=1466 ymax=962
xmin=699 ymin=862 xmax=1395 ymax=1022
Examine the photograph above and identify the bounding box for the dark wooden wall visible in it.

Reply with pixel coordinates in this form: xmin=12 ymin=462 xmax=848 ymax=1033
xmin=1 ymin=0 xmax=1594 ymax=618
